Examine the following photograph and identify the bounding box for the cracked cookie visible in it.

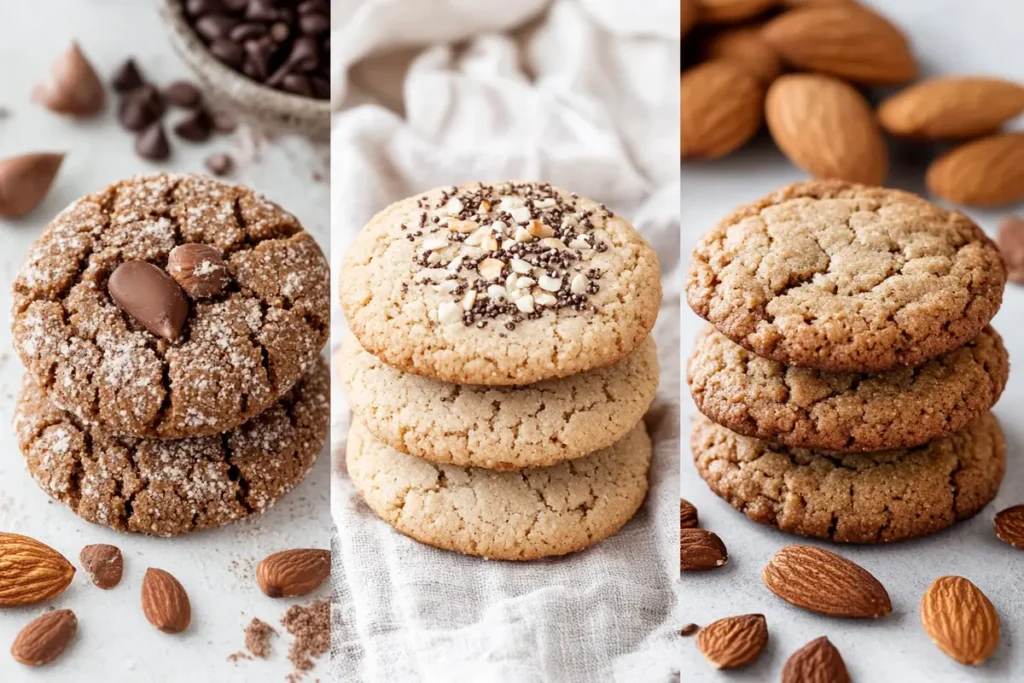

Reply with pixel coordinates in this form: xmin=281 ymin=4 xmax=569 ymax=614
xmin=11 ymin=173 xmax=329 ymax=439
xmin=691 ymin=412 xmax=1005 ymax=543
xmin=14 ymin=357 xmax=329 ymax=537
xmin=687 ymin=180 xmax=1006 ymax=372
xmin=688 ymin=325 xmax=1008 ymax=452
xmin=340 ymin=182 xmax=661 ymax=385
xmin=339 ymin=333 xmax=658 ymax=470
xmin=346 ymin=418 xmax=652 ymax=560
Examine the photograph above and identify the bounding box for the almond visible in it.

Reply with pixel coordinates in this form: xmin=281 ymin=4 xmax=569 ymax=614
xmin=0 ymin=533 xmax=75 ymax=606
xmin=79 ymin=544 xmax=123 ymax=590
xmin=141 ymin=568 xmax=191 ymax=634
xmin=765 ymin=73 xmax=887 ymax=185
xmin=681 ymin=529 xmax=728 ymax=571
xmin=680 ymin=499 xmax=699 ymax=529
xmin=879 ymin=76 xmax=1024 ymax=140
xmin=763 ymin=545 xmax=891 ymax=618
xmin=920 ymin=576 xmax=1000 ymax=666
xmin=761 ymin=5 xmax=916 ymax=84
xmin=781 ymin=636 xmax=850 ymax=683
xmin=702 ymin=26 xmax=782 ymax=84
xmin=696 ymin=614 xmax=768 ymax=669
xmin=697 ymin=0 xmax=778 ymax=24
xmin=926 ymin=132 xmax=1024 ymax=207
xmin=10 ymin=609 xmax=77 ymax=667
xmin=681 ymin=60 xmax=764 ymax=160
xmin=681 ymin=0 xmax=697 ymax=37
xmin=994 ymin=504 xmax=1024 ymax=549
xmin=257 ymin=549 xmax=331 ymax=598
xmin=680 ymin=623 xmax=700 ymax=637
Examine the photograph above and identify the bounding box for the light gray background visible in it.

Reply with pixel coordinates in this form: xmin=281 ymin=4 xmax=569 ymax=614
xmin=680 ymin=1 xmax=1024 ymax=681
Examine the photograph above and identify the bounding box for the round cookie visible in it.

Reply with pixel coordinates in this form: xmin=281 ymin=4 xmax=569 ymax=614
xmin=687 ymin=180 xmax=1006 ymax=372
xmin=339 ymin=333 xmax=659 ymax=470
xmin=688 ymin=325 xmax=1008 ymax=452
xmin=14 ymin=357 xmax=330 ymax=537
xmin=691 ymin=412 xmax=1005 ymax=543
xmin=340 ymin=182 xmax=661 ymax=385
xmin=12 ymin=173 xmax=329 ymax=439
xmin=346 ymin=418 xmax=652 ymax=560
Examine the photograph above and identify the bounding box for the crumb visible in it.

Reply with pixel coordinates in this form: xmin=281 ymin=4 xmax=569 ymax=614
xmin=680 ymin=624 xmax=699 ymax=637
xmin=282 ymin=600 xmax=329 ymax=680
xmin=228 ymin=617 xmax=277 ymax=663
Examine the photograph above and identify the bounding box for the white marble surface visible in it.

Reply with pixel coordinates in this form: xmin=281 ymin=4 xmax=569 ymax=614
xmin=0 ymin=2 xmax=330 ymax=681
xmin=680 ymin=1 xmax=1024 ymax=680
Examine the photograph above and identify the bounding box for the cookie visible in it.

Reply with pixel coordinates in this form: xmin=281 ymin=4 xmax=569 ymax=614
xmin=14 ymin=357 xmax=330 ymax=537
xmin=691 ymin=412 xmax=1005 ymax=543
xmin=12 ymin=173 xmax=330 ymax=439
xmin=346 ymin=418 xmax=652 ymax=560
xmin=339 ymin=333 xmax=658 ymax=470
xmin=687 ymin=180 xmax=1006 ymax=372
xmin=688 ymin=325 xmax=1008 ymax=452
xmin=340 ymin=182 xmax=661 ymax=385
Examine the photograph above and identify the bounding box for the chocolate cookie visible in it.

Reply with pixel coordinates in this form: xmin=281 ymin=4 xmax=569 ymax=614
xmin=688 ymin=325 xmax=1008 ymax=452
xmin=340 ymin=182 xmax=661 ymax=385
xmin=691 ymin=412 xmax=1005 ymax=543
xmin=339 ymin=333 xmax=659 ymax=470
xmin=687 ymin=180 xmax=1006 ymax=372
xmin=14 ymin=358 xmax=329 ymax=537
xmin=12 ymin=173 xmax=329 ymax=439
xmin=346 ymin=419 xmax=652 ymax=560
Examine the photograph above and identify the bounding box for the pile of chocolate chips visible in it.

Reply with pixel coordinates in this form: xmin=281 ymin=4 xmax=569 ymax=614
xmin=183 ymin=0 xmax=330 ymax=100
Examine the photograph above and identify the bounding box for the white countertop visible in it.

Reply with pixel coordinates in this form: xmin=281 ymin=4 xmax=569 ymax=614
xmin=680 ymin=1 xmax=1024 ymax=680
xmin=0 ymin=2 xmax=331 ymax=681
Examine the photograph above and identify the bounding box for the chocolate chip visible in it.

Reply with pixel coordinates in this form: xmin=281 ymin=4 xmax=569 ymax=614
xmin=167 ymin=243 xmax=227 ymax=298
xmin=204 ymin=152 xmax=234 ymax=176
xmin=246 ymin=0 xmax=279 ymax=22
xmin=164 ymin=81 xmax=203 ymax=108
xmin=270 ymin=22 xmax=291 ymax=42
xmin=136 ymin=84 xmax=167 ymax=119
xmin=229 ymin=22 xmax=266 ymax=42
xmin=174 ymin=109 xmax=213 ymax=142
xmin=108 ymin=261 xmax=189 ymax=340
xmin=135 ymin=122 xmax=170 ymax=160
xmin=196 ymin=14 xmax=238 ymax=41
xmin=111 ymin=58 xmax=144 ymax=92
xmin=32 ymin=42 xmax=105 ymax=118
xmin=298 ymin=13 xmax=329 ymax=35
xmin=209 ymin=39 xmax=245 ymax=69
xmin=281 ymin=73 xmax=312 ymax=97
xmin=243 ymin=37 xmax=276 ymax=81
xmin=118 ymin=94 xmax=159 ymax=132
xmin=186 ymin=0 xmax=223 ymax=15
xmin=287 ymin=36 xmax=320 ymax=72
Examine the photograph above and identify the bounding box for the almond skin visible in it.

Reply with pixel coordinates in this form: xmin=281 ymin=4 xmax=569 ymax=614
xmin=702 ymin=26 xmax=782 ymax=84
xmin=879 ymin=77 xmax=1024 ymax=140
xmin=763 ymin=545 xmax=891 ymax=618
xmin=697 ymin=0 xmax=778 ymax=24
xmin=926 ymin=132 xmax=1024 ymax=207
xmin=680 ymin=499 xmax=699 ymax=529
xmin=681 ymin=60 xmax=764 ymax=160
xmin=10 ymin=609 xmax=77 ymax=667
xmin=681 ymin=529 xmax=728 ymax=571
xmin=781 ymin=636 xmax=850 ymax=683
xmin=994 ymin=504 xmax=1024 ymax=549
xmin=696 ymin=614 xmax=768 ymax=669
xmin=257 ymin=549 xmax=331 ymax=598
xmin=762 ymin=5 xmax=916 ymax=84
xmin=766 ymin=73 xmax=887 ymax=185
xmin=79 ymin=544 xmax=123 ymax=590
xmin=921 ymin=576 xmax=1000 ymax=665
xmin=141 ymin=568 xmax=191 ymax=634
xmin=0 ymin=533 xmax=76 ymax=607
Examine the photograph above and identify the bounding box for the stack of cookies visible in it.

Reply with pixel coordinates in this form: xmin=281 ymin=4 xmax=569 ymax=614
xmin=11 ymin=173 xmax=330 ymax=537
xmin=339 ymin=182 xmax=662 ymax=560
xmin=685 ymin=181 xmax=1009 ymax=543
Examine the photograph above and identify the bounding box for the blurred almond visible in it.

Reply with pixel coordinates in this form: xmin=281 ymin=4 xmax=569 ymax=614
xmin=921 ymin=576 xmax=999 ymax=665
xmin=781 ymin=636 xmax=850 ymax=683
xmin=0 ymin=153 xmax=65 ymax=218
xmin=681 ymin=528 xmax=728 ymax=571
xmin=682 ymin=0 xmax=698 ymax=37
xmin=681 ymin=60 xmax=764 ymax=160
xmin=0 ymin=533 xmax=75 ymax=606
xmin=257 ymin=549 xmax=331 ymax=598
xmin=996 ymin=219 xmax=1024 ymax=284
xmin=10 ymin=609 xmax=77 ymax=667
xmin=141 ymin=568 xmax=191 ymax=634
xmin=926 ymin=133 xmax=1024 ymax=207
xmin=763 ymin=545 xmax=891 ymax=618
xmin=696 ymin=614 xmax=768 ymax=669
xmin=681 ymin=499 xmax=699 ymax=529
xmin=879 ymin=77 xmax=1024 ymax=140
xmin=994 ymin=504 xmax=1024 ymax=548
xmin=702 ymin=26 xmax=782 ymax=83
xmin=697 ymin=0 xmax=778 ymax=24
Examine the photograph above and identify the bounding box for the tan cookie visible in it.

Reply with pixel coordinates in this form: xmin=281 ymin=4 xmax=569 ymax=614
xmin=14 ymin=358 xmax=330 ymax=537
xmin=12 ymin=173 xmax=329 ymax=439
xmin=340 ymin=182 xmax=661 ymax=385
xmin=688 ymin=325 xmax=1008 ymax=451
xmin=347 ymin=419 xmax=652 ymax=560
xmin=691 ymin=412 xmax=1005 ymax=543
xmin=687 ymin=180 xmax=1006 ymax=372
xmin=339 ymin=333 xmax=658 ymax=470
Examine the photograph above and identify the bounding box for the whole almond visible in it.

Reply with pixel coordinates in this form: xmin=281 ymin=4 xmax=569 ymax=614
xmin=702 ymin=26 xmax=782 ymax=84
xmin=926 ymin=132 xmax=1024 ymax=207
xmin=257 ymin=549 xmax=331 ymax=598
xmin=763 ymin=545 xmax=891 ymax=618
xmin=0 ymin=153 xmax=65 ymax=218
xmin=762 ymin=5 xmax=916 ymax=84
xmin=994 ymin=504 xmax=1024 ymax=549
xmin=680 ymin=499 xmax=699 ymax=529
xmin=167 ymin=243 xmax=228 ymax=298
xmin=0 ymin=533 xmax=75 ymax=607
xmin=781 ymin=636 xmax=850 ymax=683
xmin=879 ymin=77 xmax=1024 ymax=140
xmin=696 ymin=614 xmax=768 ymax=669
xmin=141 ymin=568 xmax=191 ymax=634
xmin=996 ymin=217 xmax=1024 ymax=284
xmin=766 ymin=73 xmax=887 ymax=185
xmin=681 ymin=60 xmax=764 ymax=160
xmin=921 ymin=576 xmax=999 ymax=665
xmin=10 ymin=609 xmax=77 ymax=667
xmin=79 ymin=544 xmax=123 ymax=590
xmin=681 ymin=529 xmax=728 ymax=571
xmin=697 ymin=0 xmax=778 ymax=24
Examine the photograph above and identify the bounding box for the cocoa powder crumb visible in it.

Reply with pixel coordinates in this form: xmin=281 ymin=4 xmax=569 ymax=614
xmin=228 ymin=617 xmax=277 ymax=662
xmin=282 ymin=599 xmax=329 ymax=680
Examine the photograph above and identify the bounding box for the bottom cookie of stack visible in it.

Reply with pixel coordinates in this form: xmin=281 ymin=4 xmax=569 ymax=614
xmin=691 ymin=412 xmax=1006 ymax=544
xmin=347 ymin=419 xmax=652 ymax=560
xmin=14 ymin=358 xmax=330 ymax=537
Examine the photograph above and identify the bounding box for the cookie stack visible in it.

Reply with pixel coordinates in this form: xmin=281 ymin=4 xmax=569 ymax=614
xmin=339 ymin=181 xmax=662 ymax=560
xmin=686 ymin=181 xmax=1009 ymax=543
xmin=11 ymin=173 xmax=330 ymax=537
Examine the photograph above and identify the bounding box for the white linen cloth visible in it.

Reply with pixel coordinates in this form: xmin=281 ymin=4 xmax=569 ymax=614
xmin=330 ymin=2 xmax=681 ymax=680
